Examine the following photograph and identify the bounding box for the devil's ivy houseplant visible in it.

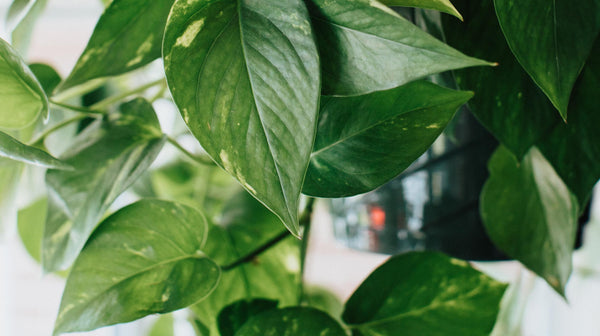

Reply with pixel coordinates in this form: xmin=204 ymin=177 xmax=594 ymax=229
xmin=1 ymin=0 xmax=598 ymax=335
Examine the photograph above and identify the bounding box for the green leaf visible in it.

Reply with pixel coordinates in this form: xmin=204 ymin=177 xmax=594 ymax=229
xmin=6 ymin=0 xmax=48 ymax=55
xmin=493 ymin=0 xmax=600 ymax=120
xmin=58 ymin=0 xmax=175 ymax=91
xmin=235 ymin=307 xmax=347 ymax=336
xmin=537 ymin=37 xmax=600 ymax=206
xmin=17 ymin=197 xmax=47 ymax=262
xmin=218 ymin=299 xmax=278 ymax=336
xmin=0 ymin=130 xmax=72 ymax=170
xmin=42 ymin=98 xmax=166 ymax=272
xmin=54 ymin=200 xmax=220 ymax=334
xmin=303 ymin=81 xmax=472 ymax=197
xmin=481 ymin=146 xmax=578 ymax=295
xmin=380 ymin=0 xmax=463 ymax=20
xmin=307 ymin=0 xmax=490 ymax=96
xmin=163 ymin=0 xmax=321 ymax=236
xmin=303 ymin=286 xmax=344 ymax=322
xmin=191 ymin=191 xmax=300 ymax=334
xmin=0 ymin=37 xmax=48 ymax=130
xmin=148 ymin=314 xmax=174 ymax=336
xmin=0 ymin=157 xmax=24 ymax=236
xmin=343 ymin=251 xmax=507 ymax=336
xmin=28 ymin=63 xmax=61 ymax=95
xmin=442 ymin=0 xmax=561 ymax=160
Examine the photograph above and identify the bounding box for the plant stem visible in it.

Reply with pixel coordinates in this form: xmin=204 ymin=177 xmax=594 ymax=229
xmin=298 ymin=197 xmax=316 ymax=303
xmin=167 ymin=137 xmax=215 ymax=166
xmin=90 ymin=78 xmax=165 ymax=110
xmin=221 ymin=230 xmax=292 ymax=271
xmin=49 ymin=99 xmax=105 ymax=114
xmin=29 ymin=115 xmax=95 ymax=146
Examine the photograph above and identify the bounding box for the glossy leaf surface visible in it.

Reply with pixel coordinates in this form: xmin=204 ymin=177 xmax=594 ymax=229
xmin=343 ymin=251 xmax=507 ymax=336
xmin=192 ymin=191 xmax=300 ymax=334
xmin=538 ymin=37 xmax=600 ymax=206
xmin=0 ymin=131 xmax=71 ymax=169
xmin=443 ymin=0 xmax=562 ymax=160
xmin=59 ymin=0 xmax=175 ymax=90
xmin=307 ymin=0 xmax=489 ymax=96
xmin=54 ymin=200 xmax=220 ymax=334
xmin=303 ymin=81 xmax=472 ymax=197
xmin=218 ymin=299 xmax=278 ymax=336
xmin=164 ymin=0 xmax=320 ymax=236
xmin=42 ymin=98 xmax=166 ymax=272
xmin=494 ymin=0 xmax=600 ymax=119
xmin=481 ymin=146 xmax=578 ymax=295
xmin=380 ymin=0 xmax=462 ymax=20
xmin=0 ymin=38 xmax=47 ymax=129
xmin=235 ymin=307 xmax=346 ymax=336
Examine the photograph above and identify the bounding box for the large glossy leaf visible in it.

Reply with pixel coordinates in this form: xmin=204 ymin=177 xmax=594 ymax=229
xmin=217 ymin=299 xmax=278 ymax=336
xmin=303 ymin=81 xmax=472 ymax=197
xmin=235 ymin=307 xmax=346 ymax=336
xmin=191 ymin=191 xmax=301 ymax=334
xmin=54 ymin=200 xmax=220 ymax=334
xmin=0 ymin=37 xmax=47 ymax=130
xmin=307 ymin=0 xmax=489 ymax=96
xmin=481 ymin=146 xmax=578 ymax=295
xmin=42 ymin=98 xmax=166 ymax=272
xmin=442 ymin=0 xmax=561 ymax=160
xmin=537 ymin=37 xmax=600 ymax=206
xmin=0 ymin=130 xmax=71 ymax=169
xmin=493 ymin=0 xmax=600 ymax=120
xmin=343 ymin=251 xmax=507 ymax=336
xmin=163 ymin=0 xmax=320 ymax=236
xmin=5 ymin=0 xmax=48 ymax=55
xmin=58 ymin=0 xmax=175 ymax=91
xmin=380 ymin=0 xmax=463 ymax=20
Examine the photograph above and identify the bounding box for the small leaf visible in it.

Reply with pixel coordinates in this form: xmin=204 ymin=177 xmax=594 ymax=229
xmin=303 ymin=81 xmax=472 ymax=197
xmin=380 ymin=0 xmax=463 ymax=20
xmin=218 ymin=299 xmax=278 ymax=336
xmin=148 ymin=314 xmax=174 ymax=336
xmin=442 ymin=0 xmax=561 ymax=160
xmin=0 ymin=130 xmax=72 ymax=170
xmin=0 ymin=37 xmax=48 ymax=130
xmin=493 ymin=0 xmax=600 ymax=119
xmin=343 ymin=251 xmax=507 ymax=336
xmin=0 ymin=158 xmax=24 ymax=236
xmin=29 ymin=63 xmax=61 ymax=95
xmin=307 ymin=0 xmax=490 ymax=96
xmin=235 ymin=307 xmax=347 ymax=336
xmin=481 ymin=146 xmax=578 ymax=295
xmin=54 ymin=200 xmax=220 ymax=334
xmin=42 ymin=98 xmax=166 ymax=272
xmin=17 ymin=197 xmax=47 ymax=262
xmin=6 ymin=0 xmax=48 ymax=55
xmin=58 ymin=0 xmax=175 ymax=91
xmin=163 ymin=0 xmax=321 ymax=236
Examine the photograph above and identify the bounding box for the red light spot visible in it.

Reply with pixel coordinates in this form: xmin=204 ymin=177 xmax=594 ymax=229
xmin=370 ymin=206 xmax=386 ymax=230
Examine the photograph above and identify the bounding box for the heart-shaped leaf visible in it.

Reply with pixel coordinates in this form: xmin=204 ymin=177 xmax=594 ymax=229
xmin=54 ymin=199 xmax=220 ymax=334
xmin=303 ymin=81 xmax=472 ymax=197
xmin=58 ymin=0 xmax=175 ymax=91
xmin=235 ymin=307 xmax=346 ymax=336
xmin=218 ymin=299 xmax=278 ymax=336
xmin=481 ymin=146 xmax=578 ymax=295
xmin=493 ymin=0 xmax=600 ymax=120
xmin=163 ymin=0 xmax=320 ymax=236
xmin=42 ymin=98 xmax=166 ymax=272
xmin=343 ymin=251 xmax=507 ymax=336
xmin=307 ymin=0 xmax=490 ymax=96
xmin=380 ymin=0 xmax=463 ymax=20
xmin=0 ymin=130 xmax=71 ymax=170
xmin=0 ymin=37 xmax=47 ymax=130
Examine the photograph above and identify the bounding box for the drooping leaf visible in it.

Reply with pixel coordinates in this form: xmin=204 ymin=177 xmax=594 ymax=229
xmin=235 ymin=307 xmax=347 ymax=336
xmin=0 ymin=130 xmax=72 ymax=170
xmin=191 ymin=191 xmax=301 ymax=334
xmin=302 ymin=81 xmax=472 ymax=197
xmin=380 ymin=0 xmax=463 ymax=20
xmin=0 ymin=37 xmax=48 ymax=130
xmin=148 ymin=314 xmax=174 ymax=336
xmin=58 ymin=0 xmax=175 ymax=91
xmin=54 ymin=200 xmax=220 ymax=334
xmin=307 ymin=0 xmax=490 ymax=96
xmin=442 ymin=0 xmax=561 ymax=160
xmin=493 ymin=0 xmax=600 ymax=120
xmin=217 ymin=299 xmax=278 ymax=336
xmin=343 ymin=251 xmax=507 ymax=336
xmin=537 ymin=37 xmax=600 ymax=207
xmin=6 ymin=0 xmax=48 ymax=55
xmin=17 ymin=197 xmax=47 ymax=262
xmin=481 ymin=146 xmax=578 ymax=295
xmin=163 ymin=0 xmax=321 ymax=236
xmin=29 ymin=63 xmax=61 ymax=95
xmin=42 ymin=98 xmax=166 ymax=272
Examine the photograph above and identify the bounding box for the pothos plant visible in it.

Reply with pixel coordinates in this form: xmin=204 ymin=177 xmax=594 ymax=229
xmin=1 ymin=0 xmax=598 ymax=335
